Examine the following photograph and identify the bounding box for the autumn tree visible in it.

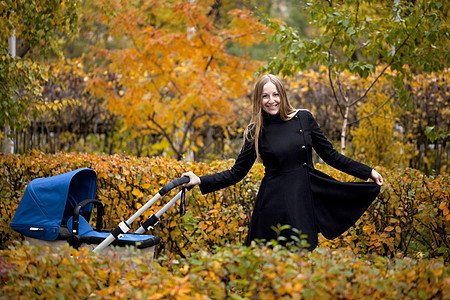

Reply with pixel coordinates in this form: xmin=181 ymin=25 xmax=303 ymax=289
xmin=352 ymin=88 xmax=410 ymax=169
xmin=11 ymin=58 xmax=120 ymax=154
xmin=261 ymin=0 xmax=449 ymax=154
xmin=0 ymin=0 xmax=80 ymax=152
xmin=84 ymin=0 xmax=268 ymax=159
xmin=400 ymin=69 xmax=449 ymax=174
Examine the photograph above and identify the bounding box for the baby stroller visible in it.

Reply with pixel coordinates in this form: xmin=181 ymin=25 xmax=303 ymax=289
xmin=10 ymin=168 xmax=189 ymax=257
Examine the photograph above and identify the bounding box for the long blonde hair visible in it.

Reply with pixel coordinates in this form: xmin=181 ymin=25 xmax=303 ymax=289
xmin=244 ymin=74 xmax=298 ymax=160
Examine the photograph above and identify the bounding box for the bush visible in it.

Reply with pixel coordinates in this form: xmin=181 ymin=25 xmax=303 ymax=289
xmin=0 ymin=151 xmax=448 ymax=261
xmin=0 ymin=243 xmax=447 ymax=299
xmin=0 ymin=151 xmax=261 ymax=258
xmin=316 ymin=165 xmax=449 ymax=260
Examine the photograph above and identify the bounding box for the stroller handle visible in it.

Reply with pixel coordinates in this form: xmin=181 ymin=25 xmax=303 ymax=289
xmin=158 ymin=176 xmax=190 ymax=196
xmin=94 ymin=176 xmax=191 ymax=254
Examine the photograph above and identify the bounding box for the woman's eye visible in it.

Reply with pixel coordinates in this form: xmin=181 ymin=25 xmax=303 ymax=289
xmin=262 ymin=95 xmax=268 ymax=99
xmin=274 ymin=93 xmax=279 ymax=97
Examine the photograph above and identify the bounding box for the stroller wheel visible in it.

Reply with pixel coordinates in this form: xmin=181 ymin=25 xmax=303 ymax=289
xmin=68 ymin=235 xmax=82 ymax=249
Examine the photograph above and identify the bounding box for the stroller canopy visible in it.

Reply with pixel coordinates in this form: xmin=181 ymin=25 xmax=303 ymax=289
xmin=11 ymin=168 xmax=97 ymax=241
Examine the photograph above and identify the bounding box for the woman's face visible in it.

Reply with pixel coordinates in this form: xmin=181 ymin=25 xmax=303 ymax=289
xmin=261 ymin=81 xmax=280 ymax=115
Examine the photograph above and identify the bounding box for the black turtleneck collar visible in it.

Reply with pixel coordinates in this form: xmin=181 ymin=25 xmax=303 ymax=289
xmin=262 ymin=111 xmax=283 ymax=124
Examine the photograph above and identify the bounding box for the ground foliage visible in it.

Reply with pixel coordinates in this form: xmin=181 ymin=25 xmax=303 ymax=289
xmin=0 ymin=242 xmax=448 ymax=299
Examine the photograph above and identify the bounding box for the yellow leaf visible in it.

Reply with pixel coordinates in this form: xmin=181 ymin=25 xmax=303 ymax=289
xmin=433 ymin=268 xmax=443 ymax=277
xmin=132 ymin=188 xmax=143 ymax=197
xmin=97 ymin=269 xmax=109 ymax=282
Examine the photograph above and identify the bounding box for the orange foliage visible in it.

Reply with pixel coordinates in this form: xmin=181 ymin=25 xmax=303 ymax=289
xmin=1 ymin=152 xmax=448 ymax=262
xmin=85 ymin=0 xmax=268 ymax=158
xmin=1 ymin=243 xmax=447 ymax=299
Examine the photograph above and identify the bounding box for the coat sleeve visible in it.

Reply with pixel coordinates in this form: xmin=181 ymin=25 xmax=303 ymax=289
xmin=308 ymin=111 xmax=372 ymax=180
xmin=199 ymin=136 xmax=257 ymax=194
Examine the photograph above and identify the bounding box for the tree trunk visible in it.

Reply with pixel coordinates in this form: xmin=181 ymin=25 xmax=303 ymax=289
xmin=435 ymin=140 xmax=441 ymax=175
xmin=3 ymin=126 xmax=14 ymax=154
xmin=340 ymin=105 xmax=350 ymax=155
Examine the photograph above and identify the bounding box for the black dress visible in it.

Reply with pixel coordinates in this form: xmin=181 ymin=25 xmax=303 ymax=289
xmin=199 ymin=110 xmax=380 ymax=250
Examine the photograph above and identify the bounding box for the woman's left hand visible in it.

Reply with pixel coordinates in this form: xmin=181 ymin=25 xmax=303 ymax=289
xmin=370 ymin=169 xmax=383 ymax=186
xmin=182 ymin=171 xmax=201 ymax=187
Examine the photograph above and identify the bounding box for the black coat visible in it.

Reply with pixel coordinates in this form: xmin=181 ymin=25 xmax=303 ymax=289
xmin=199 ymin=110 xmax=380 ymax=250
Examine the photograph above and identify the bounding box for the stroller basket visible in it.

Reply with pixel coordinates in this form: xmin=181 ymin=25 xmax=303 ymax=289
xmin=11 ymin=168 xmax=160 ymax=255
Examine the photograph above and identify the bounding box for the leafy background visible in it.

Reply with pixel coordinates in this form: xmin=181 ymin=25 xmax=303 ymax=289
xmin=1 ymin=0 xmax=449 ymax=298
xmin=0 ymin=152 xmax=448 ymax=298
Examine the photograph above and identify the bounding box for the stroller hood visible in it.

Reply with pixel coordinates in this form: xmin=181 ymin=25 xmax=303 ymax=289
xmin=11 ymin=168 xmax=97 ymax=241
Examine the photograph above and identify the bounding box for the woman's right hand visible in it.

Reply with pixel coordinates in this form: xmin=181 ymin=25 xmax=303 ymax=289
xmin=370 ymin=169 xmax=383 ymax=186
xmin=182 ymin=171 xmax=201 ymax=187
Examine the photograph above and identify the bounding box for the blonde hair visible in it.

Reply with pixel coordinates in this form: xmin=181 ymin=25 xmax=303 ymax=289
xmin=244 ymin=74 xmax=297 ymax=160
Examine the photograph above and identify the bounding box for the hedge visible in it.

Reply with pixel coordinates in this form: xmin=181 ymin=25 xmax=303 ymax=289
xmin=0 ymin=151 xmax=449 ymax=261
xmin=0 ymin=243 xmax=448 ymax=299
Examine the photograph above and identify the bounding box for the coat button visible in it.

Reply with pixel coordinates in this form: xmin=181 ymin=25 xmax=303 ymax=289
xmin=301 ymin=145 xmax=306 ymax=149
xmin=298 ymin=129 xmax=303 ymax=134
xmin=303 ymin=162 xmax=307 ymax=166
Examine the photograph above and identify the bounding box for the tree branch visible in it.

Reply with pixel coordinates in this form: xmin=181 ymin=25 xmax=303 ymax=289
xmin=328 ymin=69 xmax=345 ymax=118
xmin=354 ymin=0 xmax=360 ymax=28
xmin=350 ymin=25 xmax=415 ymax=107
xmin=130 ymin=32 xmax=184 ymax=96
xmin=327 ymin=35 xmax=345 ymax=118
xmin=348 ymin=92 xmax=395 ymax=125
xmin=17 ymin=44 xmax=31 ymax=58
xmin=147 ymin=113 xmax=182 ymax=158
xmin=178 ymin=112 xmax=208 ymax=155
xmin=349 ymin=0 xmax=430 ymax=108
xmin=335 ymin=71 xmax=348 ymax=104
xmin=204 ymin=56 xmax=214 ymax=73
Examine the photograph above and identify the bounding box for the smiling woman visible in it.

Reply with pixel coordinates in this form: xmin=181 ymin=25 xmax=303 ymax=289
xmin=183 ymin=74 xmax=383 ymax=250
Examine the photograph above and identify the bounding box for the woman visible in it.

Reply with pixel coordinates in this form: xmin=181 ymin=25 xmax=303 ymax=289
xmin=183 ymin=74 xmax=383 ymax=250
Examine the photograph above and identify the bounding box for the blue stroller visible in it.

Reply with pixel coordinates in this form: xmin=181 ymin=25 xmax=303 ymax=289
xmin=10 ymin=168 xmax=189 ymax=256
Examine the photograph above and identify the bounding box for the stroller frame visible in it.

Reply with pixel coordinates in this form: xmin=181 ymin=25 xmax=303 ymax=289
xmin=11 ymin=168 xmax=190 ymax=256
xmin=93 ymin=176 xmax=190 ymax=253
